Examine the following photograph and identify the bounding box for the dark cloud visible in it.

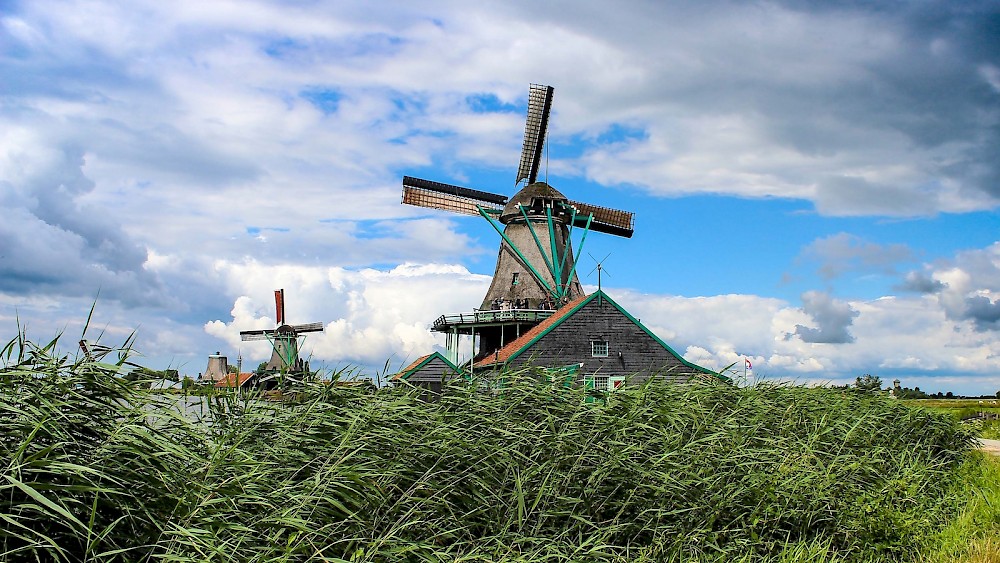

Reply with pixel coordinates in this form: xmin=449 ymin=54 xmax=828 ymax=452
xmin=965 ymin=295 xmax=1000 ymax=331
xmin=512 ymin=1 xmax=1000 ymax=215
xmin=895 ymin=271 xmax=947 ymax=294
xmin=792 ymin=291 xmax=859 ymax=343
xmin=0 ymin=144 xmax=166 ymax=308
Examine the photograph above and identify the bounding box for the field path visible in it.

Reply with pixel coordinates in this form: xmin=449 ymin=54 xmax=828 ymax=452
xmin=979 ymin=439 xmax=1000 ymax=456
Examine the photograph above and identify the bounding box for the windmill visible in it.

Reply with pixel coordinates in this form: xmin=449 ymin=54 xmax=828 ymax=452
xmin=239 ymin=289 xmax=323 ymax=374
xmin=402 ymin=84 xmax=635 ymax=361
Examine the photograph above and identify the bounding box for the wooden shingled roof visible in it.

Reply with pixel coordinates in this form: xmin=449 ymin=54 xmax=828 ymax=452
xmin=472 ymin=290 xmax=726 ymax=382
xmin=473 ymin=292 xmax=591 ymax=369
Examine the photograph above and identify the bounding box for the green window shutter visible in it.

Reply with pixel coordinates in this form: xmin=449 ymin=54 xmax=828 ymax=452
xmin=609 ymin=375 xmax=626 ymax=391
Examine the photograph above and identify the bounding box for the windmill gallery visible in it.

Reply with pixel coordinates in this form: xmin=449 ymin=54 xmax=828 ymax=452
xmin=206 ymin=85 xmax=725 ymax=391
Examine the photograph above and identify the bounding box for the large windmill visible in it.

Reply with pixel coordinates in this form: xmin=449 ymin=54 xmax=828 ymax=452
xmin=239 ymin=289 xmax=323 ymax=374
xmin=402 ymin=84 xmax=635 ymax=362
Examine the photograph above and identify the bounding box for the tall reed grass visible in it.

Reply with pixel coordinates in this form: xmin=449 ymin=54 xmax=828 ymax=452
xmin=0 ymin=332 xmax=981 ymax=562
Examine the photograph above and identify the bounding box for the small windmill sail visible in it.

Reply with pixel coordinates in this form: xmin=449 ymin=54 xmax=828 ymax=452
xmin=239 ymin=289 xmax=323 ymax=373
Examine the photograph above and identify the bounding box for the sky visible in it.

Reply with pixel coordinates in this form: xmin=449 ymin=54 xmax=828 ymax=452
xmin=2 ymin=0 xmax=999 ymax=394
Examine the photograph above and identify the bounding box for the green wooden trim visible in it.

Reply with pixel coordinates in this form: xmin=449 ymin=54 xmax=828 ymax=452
xmin=545 ymin=206 xmax=562 ymax=297
xmin=598 ymin=293 xmax=728 ymax=382
xmin=557 ymin=206 xmax=578 ymax=288
xmin=396 ymin=351 xmax=462 ymax=381
xmin=562 ymin=212 xmax=592 ymax=295
xmin=503 ymin=293 xmax=596 ymax=364
xmin=478 ymin=205 xmax=556 ymax=298
xmin=501 ymin=290 xmax=730 ymax=383
xmin=519 ymin=205 xmax=558 ymax=285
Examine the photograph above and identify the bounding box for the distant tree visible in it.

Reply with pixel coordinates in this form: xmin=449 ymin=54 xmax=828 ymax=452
xmin=257 ymin=362 xmax=268 ymax=374
xmin=946 ymin=391 xmax=954 ymax=399
xmin=996 ymin=390 xmax=1000 ymax=399
xmin=898 ymin=387 xmax=928 ymax=399
xmin=228 ymin=364 xmax=238 ymax=374
xmin=855 ymin=374 xmax=883 ymax=393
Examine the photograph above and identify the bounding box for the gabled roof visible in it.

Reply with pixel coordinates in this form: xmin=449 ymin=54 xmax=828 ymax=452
xmin=473 ymin=290 xmax=726 ymax=382
xmin=391 ymin=351 xmax=461 ymax=381
xmin=215 ymin=372 xmax=254 ymax=388
xmin=474 ymin=293 xmax=589 ymax=368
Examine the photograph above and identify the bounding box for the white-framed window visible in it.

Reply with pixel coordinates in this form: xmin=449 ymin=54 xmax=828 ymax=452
xmin=511 ymin=272 xmax=520 ymax=285
xmin=591 ymin=340 xmax=609 ymax=357
xmin=584 ymin=374 xmax=626 ymax=404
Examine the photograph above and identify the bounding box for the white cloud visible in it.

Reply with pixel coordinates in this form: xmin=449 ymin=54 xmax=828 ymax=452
xmin=203 ymin=260 xmax=489 ymax=370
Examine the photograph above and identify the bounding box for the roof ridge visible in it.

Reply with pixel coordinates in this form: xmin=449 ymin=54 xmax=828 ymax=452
xmin=473 ymin=291 xmax=595 ymax=369
xmin=391 ymin=353 xmax=433 ymax=381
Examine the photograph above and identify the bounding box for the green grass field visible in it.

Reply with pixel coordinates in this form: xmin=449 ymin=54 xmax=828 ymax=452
xmin=903 ymin=399 xmax=1000 ymax=441
xmin=2 ymin=332 xmax=1000 ymax=562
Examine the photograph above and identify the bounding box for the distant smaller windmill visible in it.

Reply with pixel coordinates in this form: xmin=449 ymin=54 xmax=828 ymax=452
xmin=239 ymin=289 xmax=323 ymax=374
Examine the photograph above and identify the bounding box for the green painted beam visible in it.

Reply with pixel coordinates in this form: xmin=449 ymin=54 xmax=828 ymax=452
xmin=518 ymin=205 xmax=558 ymax=283
xmin=477 ymin=205 xmax=556 ymax=299
xmin=563 ymin=212 xmax=593 ymax=293
xmin=545 ymin=206 xmax=563 ymax=297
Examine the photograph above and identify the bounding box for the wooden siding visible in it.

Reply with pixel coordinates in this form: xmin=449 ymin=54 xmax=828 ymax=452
xmin=404 ymin=355 xmax=462 ymax=383
xmin=504 ymin=295 xmax=711 ymax=384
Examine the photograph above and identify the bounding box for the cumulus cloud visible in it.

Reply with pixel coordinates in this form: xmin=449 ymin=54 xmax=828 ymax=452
xmin=0 ymin=126 xmax=165 ymax=307
xmin=203 ymin=260 xmax=490 ymax=371
xmin=912 ymin=243 xmax=1000 ymax=332
xmin=964 ymin=295 xmax=1000 ymax=332
xmin=791 ymin=291 xmax=859 ymax=344
xmin=611 ymin=284 xmax=1000 ymax=392
xmin=895 ymin=271 xmax=947 ymax=294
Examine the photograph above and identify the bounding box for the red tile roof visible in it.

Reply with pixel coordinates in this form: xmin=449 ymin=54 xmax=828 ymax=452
xmin=473 ymin=292 xmax=591 ymax=369
xmin=215 ymin=372 xmax=254 ymax=388
xmin=391 ymin=354 xmax=431 ymax=381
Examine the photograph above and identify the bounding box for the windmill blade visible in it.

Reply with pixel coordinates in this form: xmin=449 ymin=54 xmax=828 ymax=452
xmin=402 ymin=176 xmax=507 ymax=216
xmin=240 ymin=329 xmax=277 ymax=341
xmin=568 ymin=200 xmax=635 ymax=238
xmin=288 ymin=322 xmax=324 ymax=333
xmin=515 ymin=84 xmax=554 ymax=186
xmin=274 ymin=289 xmax=285 ymax=325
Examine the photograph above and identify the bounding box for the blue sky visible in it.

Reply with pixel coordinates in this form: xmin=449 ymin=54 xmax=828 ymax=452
xmin=1 ymin=0 xmax=999 ymax=394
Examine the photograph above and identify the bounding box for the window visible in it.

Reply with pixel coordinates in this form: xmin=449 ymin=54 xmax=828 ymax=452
xmin=511 ymin=272 xmax=520 ymax=285
xmin=591 ymin=340 xmax=609 ymax=357
xmin=584 ymin=374 xmax=624 ymax=404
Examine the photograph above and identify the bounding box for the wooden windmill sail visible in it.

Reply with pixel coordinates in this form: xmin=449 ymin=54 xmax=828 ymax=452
xmin=402 ymin=84 xmax=635 ymax=361
xmin=239 ymin=289 xmax=323 ymax=373
xmin=403 ymin=84 xmax=634 ymax=311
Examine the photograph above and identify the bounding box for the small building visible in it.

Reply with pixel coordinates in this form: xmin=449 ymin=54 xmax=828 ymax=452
xmin=391 ymin=352 xmax=463 ymax=398
xmin=472 ymin=290 xmax=726 ymax=390
xmin=214 ymin=372 xmax=255 ymax=389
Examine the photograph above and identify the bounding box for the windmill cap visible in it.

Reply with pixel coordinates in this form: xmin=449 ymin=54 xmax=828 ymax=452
xmin=500 ymin=182 xmax=569 ymax=223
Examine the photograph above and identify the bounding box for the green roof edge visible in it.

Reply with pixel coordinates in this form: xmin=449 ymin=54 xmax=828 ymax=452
xmin=398 ymin=351 xmax=461 ymax=381
xmin=506 ymin=290 xmax=731 ymax=384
